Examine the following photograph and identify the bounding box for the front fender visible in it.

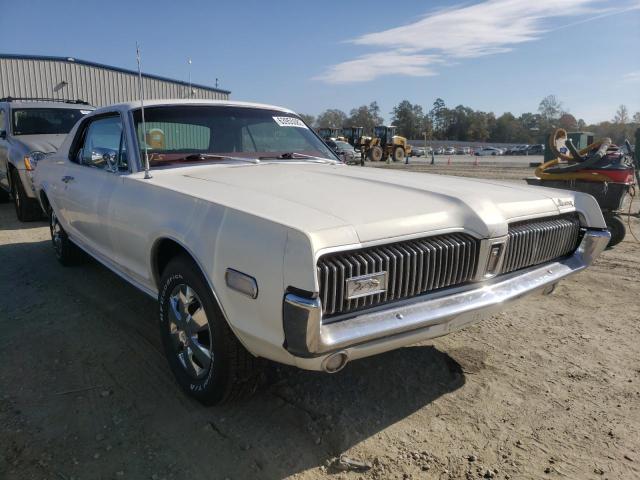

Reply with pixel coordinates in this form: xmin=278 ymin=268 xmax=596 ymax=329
xmin=211 ymin=208 xmax=293 ymax=363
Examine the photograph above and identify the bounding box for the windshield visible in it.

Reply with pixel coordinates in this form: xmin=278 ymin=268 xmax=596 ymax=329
xmin=12 ymin=108 xmax=88 ymax=135
xmin=132 ymin=105 xmax=338 ymax=168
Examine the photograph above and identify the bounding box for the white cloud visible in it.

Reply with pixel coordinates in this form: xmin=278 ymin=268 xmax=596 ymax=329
xmin=622 ymin=71 xmax=640 ymax=83
xmin=317 ymin=0 xmax=637 ymax=84
xmin=314 ymin=52 xmax=442 ymax=84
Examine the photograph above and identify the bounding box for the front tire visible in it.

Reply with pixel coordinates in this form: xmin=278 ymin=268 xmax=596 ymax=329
xmin=369 ymin=145 xmax=383 ymax=162
xmin=0 ymin=185 xmax=9 ymax=203
xmin=605 ymin=215 xmax=625 ymax=247
xmin=11 ymin=169 xmax=42 ymax=221
xmin=393 ymin=146 xmax=405 ymax=162
xmin=158 ymin=255 xmax=263 ymax=405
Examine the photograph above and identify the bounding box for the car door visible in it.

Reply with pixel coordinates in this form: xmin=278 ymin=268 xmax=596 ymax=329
xmin=59 ymin=113 xmax=128 ymax=260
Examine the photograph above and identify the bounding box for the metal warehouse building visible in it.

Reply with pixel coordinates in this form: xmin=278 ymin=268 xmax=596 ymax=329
xmin=0 ymin=54 xmax=230 ymax=106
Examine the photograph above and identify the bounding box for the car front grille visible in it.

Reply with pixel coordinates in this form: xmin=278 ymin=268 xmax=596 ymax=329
xmin=316 ymin=214 xmax=583 ymax=319
xmin=317 ymin=233 xmax=480 ymax=318
xmin=501 ymin=214 xmax=582 ymax=274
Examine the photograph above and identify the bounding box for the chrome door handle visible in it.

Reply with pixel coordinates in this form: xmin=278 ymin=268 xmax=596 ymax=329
xmin=61 ymin=175 xmax=74 ymax=183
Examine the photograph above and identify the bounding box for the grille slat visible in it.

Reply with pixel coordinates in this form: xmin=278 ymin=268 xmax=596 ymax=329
xmin=317 ymin=215 xmax=581 ymax=319
xmin=502 ymin=214 xmax=581 ymax=275
xmin=318 ymin=233 xmax=479 ymax=318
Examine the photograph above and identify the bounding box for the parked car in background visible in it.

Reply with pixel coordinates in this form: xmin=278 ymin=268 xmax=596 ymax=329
xmin=527 ymin=144 xmax=545 ymax=155
xmin=410 ymin=146 xmax=425 ymax=157
xmin=511 ymin=145 xmax=529 ymax=155
xmin=475 ymin=146 xmax=502 ymax=156
xmin=504 ymin=145 xmax=517 ymax=155
xmin=444 ymin=146 xmax=456 ymax=155
xmin=0 ymin=97 xmax=94 ymax=221
xmin=326 ymin=140 xmax=357 ymax=164
xmin=434 ymin=147 xmax=445 ymax=155
xmin=33 ymin=99 xmax=609 ymax=404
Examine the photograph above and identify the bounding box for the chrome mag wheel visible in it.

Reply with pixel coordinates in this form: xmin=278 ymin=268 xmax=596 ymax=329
xmin=50 ymin=210 xmax=63 ymax=256
xmin=168 ymin=284 xmax=213 ymax=379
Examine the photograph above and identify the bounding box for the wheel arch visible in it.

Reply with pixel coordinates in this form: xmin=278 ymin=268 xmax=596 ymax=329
xmin=150 ymin=236 xmax=240 ymax=345
xmin=39 ymin=189 xmax=51 ymax=214
xmin=7 ymin=162 xmax=16 ymax=190
xmin=152 ymin=237 xmax=202 ymax=289
xmin=151 ymin=237 xmax=227 ymax=313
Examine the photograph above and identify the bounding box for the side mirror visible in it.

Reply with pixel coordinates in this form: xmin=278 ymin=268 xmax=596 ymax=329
xmin=0 ymin=130 xmax=6 ymax=140
xmin=101 ymin=150 xmax=118 ymax=172
xmin=90 ymin=147 xmax=119 ymax=171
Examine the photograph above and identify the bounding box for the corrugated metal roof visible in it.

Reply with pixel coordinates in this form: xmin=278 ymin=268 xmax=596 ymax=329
xmin=0 ymin=53 xmax=230 ymax=95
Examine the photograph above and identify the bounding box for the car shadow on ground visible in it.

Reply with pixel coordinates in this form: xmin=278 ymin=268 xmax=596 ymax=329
xmin=0 ymin=236 xmax=466 ymax=480
xmin=0 ymin=214 xmax=47 ymax=230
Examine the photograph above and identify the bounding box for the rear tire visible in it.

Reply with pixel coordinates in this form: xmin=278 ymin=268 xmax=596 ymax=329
xmin=158 ymin=255 xmax=264 ymax=405
xmin=11 ymin=169 xmax=42 ymax=222
xmin=369 ymin=145 xmax=383 ymax=162
xmin=605 ymin=215 xmax=625 ymax=248
xmin=50 ymin=208 xmax=81 ymax=266
xmin=393 ymin=146 xmax=405 ymax=163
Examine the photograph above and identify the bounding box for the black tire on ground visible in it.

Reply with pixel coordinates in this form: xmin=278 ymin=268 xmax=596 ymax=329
xmin=11 ymin=169 xmax=42 ymax=221
xmin=369 ymin=145 xmax=383 ymax=162
xmin=393 ymin=146 xmax=405 ymax=163
xmin=158 ymin=255 xmax=264 ymax=405
xmin=50 ymin=208 xmax=81 ymax=266
xmin=605 ymin=215 xmax=626 ymax=248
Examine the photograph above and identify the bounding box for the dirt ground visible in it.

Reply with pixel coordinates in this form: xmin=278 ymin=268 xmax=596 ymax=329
xmin=1 ymin=165 xmax=639 ymax=480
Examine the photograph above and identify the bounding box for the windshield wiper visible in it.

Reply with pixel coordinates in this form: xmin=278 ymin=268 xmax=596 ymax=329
xmin=184 ymin=153 xmax=260 ymax=164
xmin=258 ymin=152 xmax=335 ymax=163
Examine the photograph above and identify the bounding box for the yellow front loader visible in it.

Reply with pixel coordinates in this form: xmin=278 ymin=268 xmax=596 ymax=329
xmin=364 ymin=126 xmax=411 ymax=162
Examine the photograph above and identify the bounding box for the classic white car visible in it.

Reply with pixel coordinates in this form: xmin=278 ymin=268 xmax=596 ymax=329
xmin=34 ymin=99 xmax=610 ymax=404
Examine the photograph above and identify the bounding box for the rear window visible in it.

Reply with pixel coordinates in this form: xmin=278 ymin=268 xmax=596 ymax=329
xmin=12 ymin=108 xmax=88 ymax=135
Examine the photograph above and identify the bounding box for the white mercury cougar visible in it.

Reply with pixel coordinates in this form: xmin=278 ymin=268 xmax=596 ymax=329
xmin=33 ymin=100 xmax=609 ymax=404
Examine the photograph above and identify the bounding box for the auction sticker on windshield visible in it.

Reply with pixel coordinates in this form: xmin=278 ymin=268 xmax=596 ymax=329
xmin=273 ymin=116 xmax=307 ymax=128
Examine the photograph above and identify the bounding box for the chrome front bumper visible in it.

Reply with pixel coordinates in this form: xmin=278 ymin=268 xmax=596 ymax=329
xmin=283 ymin=229 xmax=610 ymax=358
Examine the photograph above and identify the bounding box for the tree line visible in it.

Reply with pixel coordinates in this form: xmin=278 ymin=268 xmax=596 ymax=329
xmin=301 ymin=96 xmax=639 ymax=145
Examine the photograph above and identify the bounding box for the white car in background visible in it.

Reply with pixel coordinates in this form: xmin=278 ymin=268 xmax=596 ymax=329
xmin=475 ymin=146 xmax=502 ymax=156
xmin=0 ymin=98 xmax=93 ymax=221
xmin=33 ymin=99 xmax=609 ymax=404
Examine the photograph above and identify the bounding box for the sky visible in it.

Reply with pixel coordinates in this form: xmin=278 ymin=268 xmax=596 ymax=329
xmin=1 ymin=0 xmax=639 ymax=124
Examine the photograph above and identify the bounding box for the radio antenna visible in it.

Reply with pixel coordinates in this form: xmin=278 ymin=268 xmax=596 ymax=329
xmin=136 ymin=42 xmax=151 ymax=179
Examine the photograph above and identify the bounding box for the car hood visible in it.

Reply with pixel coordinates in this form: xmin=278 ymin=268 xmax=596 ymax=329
xmin=144 ymin=162 xmax=577 ymax=248
xmin=11 ymin=134 xmax=66 ymax=154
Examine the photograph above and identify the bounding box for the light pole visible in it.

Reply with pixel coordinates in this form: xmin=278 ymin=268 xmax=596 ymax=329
xmin=187 ymin=58 xmax=192 ymax=98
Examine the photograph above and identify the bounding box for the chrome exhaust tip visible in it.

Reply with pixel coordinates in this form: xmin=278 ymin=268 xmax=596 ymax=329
xmin=322 ymin=351 xmax=349 ymax=373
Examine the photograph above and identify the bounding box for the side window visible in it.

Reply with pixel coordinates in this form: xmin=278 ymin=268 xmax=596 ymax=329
xmin=79 ymin=116 xmax=128 ymax=172
xmin=0 ymin=109 xmax=5 ymax=133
